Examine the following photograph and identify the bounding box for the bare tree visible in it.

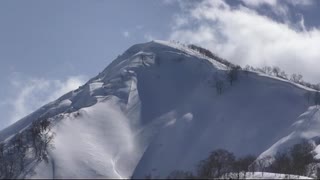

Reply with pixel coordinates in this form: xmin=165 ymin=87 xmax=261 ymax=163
xmin=315 ymin=91 xmax=320 ymax=106
xmin=262 ymin=66 xmax=272 ymax=75
xmin=0 ymin=118 xmax=55 ymax=179
xmin=272 ymin=66 xmax=280 ymax=77
xmin=30 ymin=119 xmax=55 ymax=162
xmin=244 ymin=65 xmax=250 ymax=76
xmin=12 ymin=133 xmax=28 ymax=171
xmin=290 ymin=141 xmax=315 ymax=176
xmin=0 ymin=143 xmax=4 ymax=177
xmin=254 ymin=156 xmax=272 ymax=176
xmin=236 ymin=155 xmax=256 ymax=178
xmin=215 ymin=80 xmax=224 ymax=95
xmin=314 ymin=84 xmax=320 ymax=91
xmin=270 ymin=152 xmax=291 ymax=174
xmin=304 ymin=91 xmax=312 ymax=104
xmin=317 ymin=167 xmax=320 ymax=179
xmin=227 ymin=66 xmax=240 ymax=86
xmin=4 ymin=147 xmax=16 ymax=178
xmin=197 ymin=149 xmax=235 ymax=178
xmin=291 ymin=74 xmax=303 ymax=83
xmin=280 ymin=71 xmax=288 ymax=79
xmin=38 ymin=119 xmax=55 ymax=162
xmin=30 ymin=121 xmax=41 ymax=157
xmin=167 ymin=170 xmax=194 ymax=179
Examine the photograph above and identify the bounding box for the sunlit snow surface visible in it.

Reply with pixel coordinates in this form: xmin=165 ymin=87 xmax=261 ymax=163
xmin=229 ymin=172 xmax=311 ymax=179
xmin=0 ymin=41 xmax=317 ymax=178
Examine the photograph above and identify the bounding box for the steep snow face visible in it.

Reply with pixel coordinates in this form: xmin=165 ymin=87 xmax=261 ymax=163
xmin=0 ymin=41 xmax=313 ymax=178
xmin=258 ymin=106 xmax=320 ymax=160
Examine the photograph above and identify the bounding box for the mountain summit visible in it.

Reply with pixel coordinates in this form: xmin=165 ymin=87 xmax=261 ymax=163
xmin=0 ymin=40 xmax=318 ymax=178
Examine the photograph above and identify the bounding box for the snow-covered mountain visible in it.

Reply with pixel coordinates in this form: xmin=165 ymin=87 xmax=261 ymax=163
xmin=0 ymin=40 xmax=318 ymax=178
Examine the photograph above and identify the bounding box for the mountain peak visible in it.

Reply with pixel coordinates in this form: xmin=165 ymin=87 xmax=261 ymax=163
xmin=0 ymin=41 xmax=316 ymax=179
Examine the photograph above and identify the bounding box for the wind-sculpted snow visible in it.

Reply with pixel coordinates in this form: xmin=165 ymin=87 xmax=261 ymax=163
xmin=0 ymin=41 xmax=316 ymax=178
xmin=258 ymin=106 xmax=320 ymax=161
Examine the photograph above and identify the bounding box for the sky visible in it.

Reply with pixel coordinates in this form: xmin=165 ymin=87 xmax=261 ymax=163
xmin=0 ymin=0 xmax=320 ymax=129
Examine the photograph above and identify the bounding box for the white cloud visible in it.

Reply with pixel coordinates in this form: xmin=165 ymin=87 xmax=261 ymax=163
xmin=7 ymin=75 xmax=87 ymax=124
xmin=240 ymin=0 xmax=276 ymax=7
xmin=171 ymin=14 xmax=189 ymax=29
xmin=239 ymin=0 xmax=314 ymax=7
xmin=122 ymin=31 xmax=130 ymax=38
xmin=238 ymin=0 xmax=314 ymax=20
xmin=162 ymin=0 xmax=175 ymax=5
xmin=169 ymin=0 xmax=320 ymax=83
xmin=144 ymin=33 xmax=156 ymax=41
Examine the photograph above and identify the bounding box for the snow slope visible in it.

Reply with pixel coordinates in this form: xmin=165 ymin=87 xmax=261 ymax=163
xmin=0 ymin=40 xmax=316 ymax=178
xmin=230 ymin=172 xmax=311 ymax=179
xmin=258 ymin=105 xmax=320 ymax=160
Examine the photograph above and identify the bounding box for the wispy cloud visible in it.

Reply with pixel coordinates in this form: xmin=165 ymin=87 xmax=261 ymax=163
xmin=239 ymin=0 xmax=314 ymax=19
xmin=144 ymin=33 xmax=156 ymax=41
xmin=6 ymin=74 xmax=87 ymax=124
xmin=168 ymin=0 xmax=320 ymax=83
xmin=122 ymin=31 xmax=130 ymax=38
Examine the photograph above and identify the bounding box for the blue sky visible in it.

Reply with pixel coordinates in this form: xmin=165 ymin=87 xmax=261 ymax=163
xmin=1 ymin=0 xmax=320 ymax=129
